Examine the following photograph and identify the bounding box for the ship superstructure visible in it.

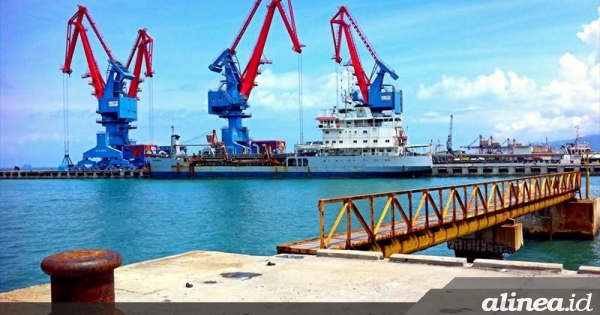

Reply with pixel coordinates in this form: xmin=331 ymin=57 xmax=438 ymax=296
xmin=296 ymin=105 xmax=413 ymax=158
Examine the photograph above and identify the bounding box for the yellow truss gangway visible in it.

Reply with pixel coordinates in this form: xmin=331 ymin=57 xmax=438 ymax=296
xmin=277 ymin=172 xmax=581 ymax=257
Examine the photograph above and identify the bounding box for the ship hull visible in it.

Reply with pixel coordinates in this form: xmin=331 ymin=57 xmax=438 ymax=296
xmin=149 ymin=155 xmax=432 ymax=179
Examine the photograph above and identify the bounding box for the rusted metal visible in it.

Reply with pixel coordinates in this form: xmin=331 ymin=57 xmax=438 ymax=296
xmin=41 ymin=249 xmax=122 ymax=302
xmin=277 ymin=172 xmax=582 ymax=256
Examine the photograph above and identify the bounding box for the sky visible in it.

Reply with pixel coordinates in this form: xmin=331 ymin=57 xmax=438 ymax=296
xmin=1 ymin=0 xmax=598 ymax=168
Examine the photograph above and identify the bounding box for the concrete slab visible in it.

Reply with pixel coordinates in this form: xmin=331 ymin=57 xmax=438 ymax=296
xmin=578 ymin=265 xmax=600 ymax=275
xmin=389 ymin=254 xmax=467 ymax=267
xmin=472 ymin=259 xmax=563 ymax=272
xmin=316 ymin=249 xmax=382 ymax=260
xmin=1 ymin=251 xmax=595 ymax=303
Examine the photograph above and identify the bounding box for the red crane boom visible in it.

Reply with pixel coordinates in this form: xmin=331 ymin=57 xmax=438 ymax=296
xmin=61 ymin=5 xmax=154 ymax=100
xmin=330 ymin=5 xmax=380 ymax=103
xmin=239 ymin=0 xmax=303 ymax=97
xmin=229 ymin=0 xmax=262 ymax=54
xmin=61 ymin=5 xmax=114 ymax=99
xmin=125 ymin=28 xmax=154 ymax=98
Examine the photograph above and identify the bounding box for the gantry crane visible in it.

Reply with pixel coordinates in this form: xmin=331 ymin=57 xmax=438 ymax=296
xmin=330 ymin=6 xmax=401 ymax=115
xmin=446 ymin=114 xmax=453 ymax=154
xmin=208 ymin=0 xmax=303 ymax=154
xmin=61 ymin=5 xmax=154 ymax=169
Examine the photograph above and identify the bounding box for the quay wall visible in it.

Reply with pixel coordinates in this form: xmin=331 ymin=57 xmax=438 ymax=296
xmin=0 ymin=169 xmax=150 ymax=179
xmin=2 ymin=163 xmax=598 ymax=179
xmin=432 ymin=163 xmax=600 ymax=176
xmin=1 ymin=251 xmax=598 ymax=303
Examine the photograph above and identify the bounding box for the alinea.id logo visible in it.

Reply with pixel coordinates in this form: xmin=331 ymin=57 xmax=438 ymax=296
xmin=482 ymin=292 xmax=594 ymax=312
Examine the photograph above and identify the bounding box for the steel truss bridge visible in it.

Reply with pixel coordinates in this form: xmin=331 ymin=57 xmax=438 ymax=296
xmin=277 ymin=172 xmax=582 ymax=256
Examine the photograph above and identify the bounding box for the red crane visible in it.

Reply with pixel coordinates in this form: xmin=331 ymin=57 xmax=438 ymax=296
xmin=331 ymin=6 xmax=370 ymax=103
xmin=61 ymin=5 xmax=154 ymax=100
xmin=330 ymin=6 xmax=399 ymax=113
xmin=61 ymin=5 xmax=114 ymax=99
xmin=231 ymin=0 xmax=303 ymax=98
xmin=60 ymin=5 xmax=155 ymax=170
xmin=208 ymin=0 xmax=304 ymax=154
xmin=125 ymin=28 xmax=154 ymax=98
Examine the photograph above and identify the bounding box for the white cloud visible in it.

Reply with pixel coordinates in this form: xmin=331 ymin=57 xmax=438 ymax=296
xmin=590 ymin=63 xmax=600 ymax=91
xmin=417 ymin=69 xmax=537 ymax=101
xmin=252 ymin=69 xmax=355 ymax=114
xmin=423 ymin=111 xmax=440 ymax=117
xmin=414 ymin=11 xmax=600 ymax=142
xmin=576 ymin=7 xmax=600 ymax=49
xmin=456 ymin=105 xmax=481 ymax=112
xmin=556 ymin=53 xmax=588 ymax=84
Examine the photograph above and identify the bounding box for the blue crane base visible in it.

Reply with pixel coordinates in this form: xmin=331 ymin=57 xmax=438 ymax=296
xmin=219 ymin=116 xmax=254 ymax=154
xmin=208 ymin=93 xmax=254 ymax=154
xmin=70 ymin=132 xmax=135 ymax=170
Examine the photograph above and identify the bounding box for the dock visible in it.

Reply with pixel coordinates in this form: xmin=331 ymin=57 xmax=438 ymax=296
xmin=1 ymin=169 xmax=150 ymax=179
xmin=0 ymin=250 xmax=598 ymax=303
xmin=3 ymin=161 xmax=600 ymax=180
xmin=2 ymin=163 xmax=598 ymax=180
xmin=432 ymin=162 xmax=600 ymax=176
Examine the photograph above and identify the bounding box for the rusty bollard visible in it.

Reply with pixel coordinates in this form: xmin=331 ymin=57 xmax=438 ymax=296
xmin=41 ymin=249 xmax=122 ymax=302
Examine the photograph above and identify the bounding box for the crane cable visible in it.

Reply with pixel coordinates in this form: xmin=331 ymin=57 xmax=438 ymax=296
xmin=333 ymin=62 xmax=343 ymax=108
xmin=61 ymin=74 xmax=73 ymax=166
xmin=62 ymin=74 xmax=68 ymax=153
xmin=335 ymin=62 xmax=339 ymax=108
xmin=148 ymin=77 xmax=154 ymax=144
xmin=298 ymin=53 xmax=303 ymax=145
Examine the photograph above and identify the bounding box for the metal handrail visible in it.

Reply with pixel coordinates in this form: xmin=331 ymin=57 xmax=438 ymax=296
xmin=318 ymin=172 xmax=581 ymax=249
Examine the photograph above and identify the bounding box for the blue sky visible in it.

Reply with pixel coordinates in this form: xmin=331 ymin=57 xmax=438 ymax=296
xmin=1 ymin=0 xmax=598 ymax=168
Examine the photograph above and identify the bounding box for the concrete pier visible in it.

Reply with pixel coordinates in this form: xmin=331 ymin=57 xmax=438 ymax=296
xmin=0 ymin=251 xmax=598 ymax=302
xmin=1 ymin=169 xmax=149 ymax=179
xmin=448 ymin=221 xmax=524 ymax=262
xmin=432 ymin=163 xmax=600 ymax=176
xmin=517 ymin=198 xmax=600 ymax=239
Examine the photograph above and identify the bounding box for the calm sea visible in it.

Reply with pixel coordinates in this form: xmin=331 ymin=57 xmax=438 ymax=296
xmin=1 ymin=176 xmax=599 ymax=292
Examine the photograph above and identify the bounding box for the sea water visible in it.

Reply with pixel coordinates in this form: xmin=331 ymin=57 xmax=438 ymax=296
xmin=1 ymin=176 xmax=599 ymax=292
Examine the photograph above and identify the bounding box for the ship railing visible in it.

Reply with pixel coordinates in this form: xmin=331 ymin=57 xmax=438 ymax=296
xmin=404 ymin=144 xmax=432 ymax=156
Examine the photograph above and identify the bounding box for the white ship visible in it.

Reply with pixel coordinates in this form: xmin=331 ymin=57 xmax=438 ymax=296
xmin=148 ymin=104 xmax=432 ymax=179
xmin=560 ymin=126 xmax=600 ymax=164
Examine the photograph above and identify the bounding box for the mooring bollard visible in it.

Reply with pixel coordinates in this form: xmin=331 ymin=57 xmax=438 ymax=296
xmin=41 ymin=249 xmax=122 ymax=302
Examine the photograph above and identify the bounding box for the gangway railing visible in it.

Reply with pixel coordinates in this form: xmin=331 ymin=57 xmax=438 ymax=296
xmin=306 ymin=172 xmax=581 ymax=255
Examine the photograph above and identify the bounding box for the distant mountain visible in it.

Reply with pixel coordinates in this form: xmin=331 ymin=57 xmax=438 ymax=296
xmin=546 ymin=134 xmax=600 ymax=152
